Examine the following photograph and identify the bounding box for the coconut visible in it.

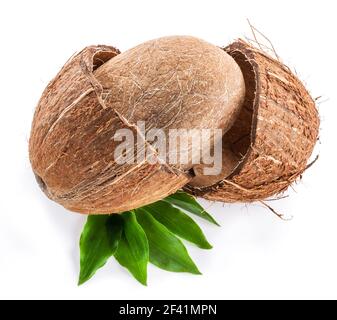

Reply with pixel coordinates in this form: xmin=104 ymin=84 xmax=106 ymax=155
xmin=185 ymin=40 xmax=320 ymax=202
xmin=29 ymin=36 xmax=245 ymax=214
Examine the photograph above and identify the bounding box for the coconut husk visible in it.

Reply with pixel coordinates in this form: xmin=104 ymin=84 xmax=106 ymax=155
xmin=185 ymin=39 xmax=320 ymax=202
xmin=29 ymin=37 xmax=245 ymax=214
xmin=29 ymin=45 xmax=191 ymax=214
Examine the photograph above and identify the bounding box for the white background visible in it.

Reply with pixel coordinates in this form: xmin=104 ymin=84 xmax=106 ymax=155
xmin=0 ymin=0 xmax=336 ymax=300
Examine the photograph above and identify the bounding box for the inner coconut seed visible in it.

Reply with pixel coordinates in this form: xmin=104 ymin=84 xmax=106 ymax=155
xmin=189 ymin=49 xmax=256 ymax=188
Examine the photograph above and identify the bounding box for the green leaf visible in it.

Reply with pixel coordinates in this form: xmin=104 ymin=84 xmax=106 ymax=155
xmin=136 ymin=208 xmax=201 ymax=275
xmin=145 ymin=201 xmax=212 ymax=249
xmin=114 ymin=212 xmax=149 ymax=285
xmin=164 ymin=191 xmax=220 ymax=226
xmin=79 ymin=214 xmax=123 ymax=285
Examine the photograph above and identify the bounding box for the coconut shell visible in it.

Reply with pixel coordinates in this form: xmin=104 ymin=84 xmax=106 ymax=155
xmin=29 ymin=37 xmax=245 ymax=214
xmin=93 ymin=36 xmax=245 ymax=169
xmin=185 ymin=40 xmax=320 ymax=202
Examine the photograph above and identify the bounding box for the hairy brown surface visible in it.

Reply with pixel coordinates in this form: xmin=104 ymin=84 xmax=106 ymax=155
xmin=94 ymin=36 xmax=245 ymax=168
xmin=185 ymin=40 xmax=320 ymax=202
xmin=29 ymin=36 xmax=245 ymax=214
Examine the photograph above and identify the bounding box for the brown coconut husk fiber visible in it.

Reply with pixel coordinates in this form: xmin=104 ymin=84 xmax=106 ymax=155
xmin=29 ymin=36 xmax=245 ymax=214
xmin=185 ymin=39 xmax=320 ymax=202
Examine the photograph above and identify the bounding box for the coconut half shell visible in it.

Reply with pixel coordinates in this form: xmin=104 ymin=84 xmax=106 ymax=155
xmin=29 ymin=45 xmax=190 ymax=214
xmin=185 ymin=40 xmax=320 ymax=202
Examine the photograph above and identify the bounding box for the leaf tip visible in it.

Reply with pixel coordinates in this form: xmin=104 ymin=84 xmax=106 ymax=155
xmin=189 ymin=263 xmax=202 ymax=275
xmin=202 ymin=243 xmax=213 ymax=250
xmin=209 ymin=217 xmax=220 ymax=227
xmin=78 ymin=276 xmax=86 ymax=286
xmin=193 ymin=269 xmax=202 ymax=275
xmin=136 ymin=275 xmax=148 ymax=286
